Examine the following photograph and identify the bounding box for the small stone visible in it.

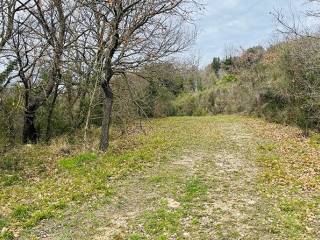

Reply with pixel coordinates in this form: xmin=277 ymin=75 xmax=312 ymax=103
xmin=306 ymin=226 xmax=313 ymax=233
xmin=167 ymin=198 xmax=181 ymax=209
xmin=1 ymin=227 xmax=8 ymax=234
xmin=183 ymin=232 xmax=190 ymax=237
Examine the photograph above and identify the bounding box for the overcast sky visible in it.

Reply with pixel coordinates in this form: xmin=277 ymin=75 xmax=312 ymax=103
xmin=193 ymin=0 xmax=308 ymax=66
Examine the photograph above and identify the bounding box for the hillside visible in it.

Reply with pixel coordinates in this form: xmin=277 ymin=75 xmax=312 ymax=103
xmin=1 ymin=116 xmax=319 ymax=239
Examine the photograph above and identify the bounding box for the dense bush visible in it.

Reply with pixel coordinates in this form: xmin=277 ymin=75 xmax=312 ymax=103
xmin=171 ymin=38 xmax=320 ymax=133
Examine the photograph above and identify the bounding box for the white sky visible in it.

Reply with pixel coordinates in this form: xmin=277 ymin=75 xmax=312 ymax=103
xmin=191 ymin=0 xmax=310 ymax=66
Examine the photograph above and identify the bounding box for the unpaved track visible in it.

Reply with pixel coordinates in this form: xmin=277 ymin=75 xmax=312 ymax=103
xmin=34 ymin=119 xmax=275 ymax=239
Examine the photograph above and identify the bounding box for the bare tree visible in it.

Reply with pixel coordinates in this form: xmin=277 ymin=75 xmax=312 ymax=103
xmin=0 ymin=0 xmax=199 ymax=148
xmin=274 ymin=0 xmax=320 ymax=38
xmin=80 ymin=0 xmax=199 ymax=151
xmin=12 ymin=0 xmax=78 ymax=143
xmin=11 ymin=20 xmax=46 ymax=143
xmin=0 ymin=0 xmax=17 ymax=51
xmin=0 ymin=0 xmax=20 ymax=92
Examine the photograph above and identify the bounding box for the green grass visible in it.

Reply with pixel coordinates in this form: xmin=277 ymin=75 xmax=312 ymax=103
xmin=310 ymin=133 xmax=320 ymax=148
xmin=1 ymin=116 xmax=319 ymax=239
xmin=143 ymin=208 xmax=182 ymax=237
xmin=0 ymin=216 xmax=8 ymax=230
xmin=0 ymin=155 xmax=21 ymax=171
xmin=12 ymin=205 xmax=30 ymax=221
xmin=0 ymin=232 xmax=14 ymax=240
xmin=130 ymin=174 xmax=209 ymax=238
xmin=24 ymin=210 xmax=54 ymax=228
xmin=128 ymin=234 xmax=146 ymax=240
xmin=256 ymin=139 xmax=320 ymax=239
xmin=1 ymin=174 xmax=21 ymax=187
xmin=181 ymin=177 xmax=208 ymax=202
xmin=58 ymin=152 xmax=97 ymax=171
xmin=0 ymin=117 xmax=221 ymax=239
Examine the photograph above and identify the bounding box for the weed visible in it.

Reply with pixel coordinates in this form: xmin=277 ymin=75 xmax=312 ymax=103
xmin=25 ymin=210 xmax=53 ymax=228
xmin=150 ymin=176 xmax=164 ymax=183
xmin=257 ymin=143 xmax=275 ymax=152
xmin=182 ymin=177 xmax=207 ymax=202
xmin=255 ymin=126 xmax=320 ymax=239
xmin=58 ymin=152 xmax=97 ymax=171
xmin=280 ymin=199 xmax=305 ymax=213
xmin=0 ymin=216 xmax=8 ymax=229
xmin=52 ymin=200 xmax=68 ymax=210
xmin=0 ymin=231 xmax=14 ymax=240
xmin=1 ymin=174 xmax=21 ymax=187
xmin=0 ymin=155 xmax=21 ymax=171
xmin=310 ymin=134 xmax=320 ymax=148
xmin=12 ymin=205 xmax=30 ymax=221
xmin=143 ymin=208 xmax=182 ymax=237
xmin=128 ymin=234 xmax=146 ymax=240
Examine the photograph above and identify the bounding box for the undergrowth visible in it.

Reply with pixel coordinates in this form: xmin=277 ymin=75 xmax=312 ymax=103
xmin=253 ymin=120 xmax=320 ymax=239
xmin=0 ymin=117 xmax=218 ymax=239
xmin=1 ymin=116 xmax=319 ymax=239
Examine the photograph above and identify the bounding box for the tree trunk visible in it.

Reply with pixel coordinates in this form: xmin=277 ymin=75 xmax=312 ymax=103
xmin=22 ymin=88 xmax=38 ymax=144
xmin=83 ymin=74 xmax=98 ymax=143
xmin=7 ymin=113 xmax=16 ymax=146
xmin=45 ymin=83 xmax=59 ymax=142
xmin=100 ymin=82 xmax=113 ymax=151
xmin=23 ymin=107 xmax=37 ymax=144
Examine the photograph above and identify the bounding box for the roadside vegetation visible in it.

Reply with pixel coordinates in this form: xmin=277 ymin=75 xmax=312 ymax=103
xmin=251 ymin=119 xmax=320 ymax=239
xmin=1 ymin=116 xmax=319 ymax=239
xmin=172 ymin=39 xmax=320 ymax=135
xmin=1 ymin=0 xmax=320 ymax=239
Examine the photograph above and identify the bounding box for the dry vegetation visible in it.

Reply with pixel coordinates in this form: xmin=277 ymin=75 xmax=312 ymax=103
xmin=0 ymin=116 xmax=319 ymax=239
xmin=1 ymin=1 xmax=320 ymax=240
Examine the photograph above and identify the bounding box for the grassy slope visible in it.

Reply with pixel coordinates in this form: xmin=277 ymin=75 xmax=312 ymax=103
xmin=0 ymin=116 xmax=319 ymax=239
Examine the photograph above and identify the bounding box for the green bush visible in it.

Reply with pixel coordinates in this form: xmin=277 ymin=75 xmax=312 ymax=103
xmin=169 ymin=40 xmax=320 ymax=134
xmin=220 ymin=74 xmax=238 ymax=83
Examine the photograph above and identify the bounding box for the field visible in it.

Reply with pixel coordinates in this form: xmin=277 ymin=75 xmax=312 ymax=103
xmin=1 ymin=116 xmax=319 ymax=239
